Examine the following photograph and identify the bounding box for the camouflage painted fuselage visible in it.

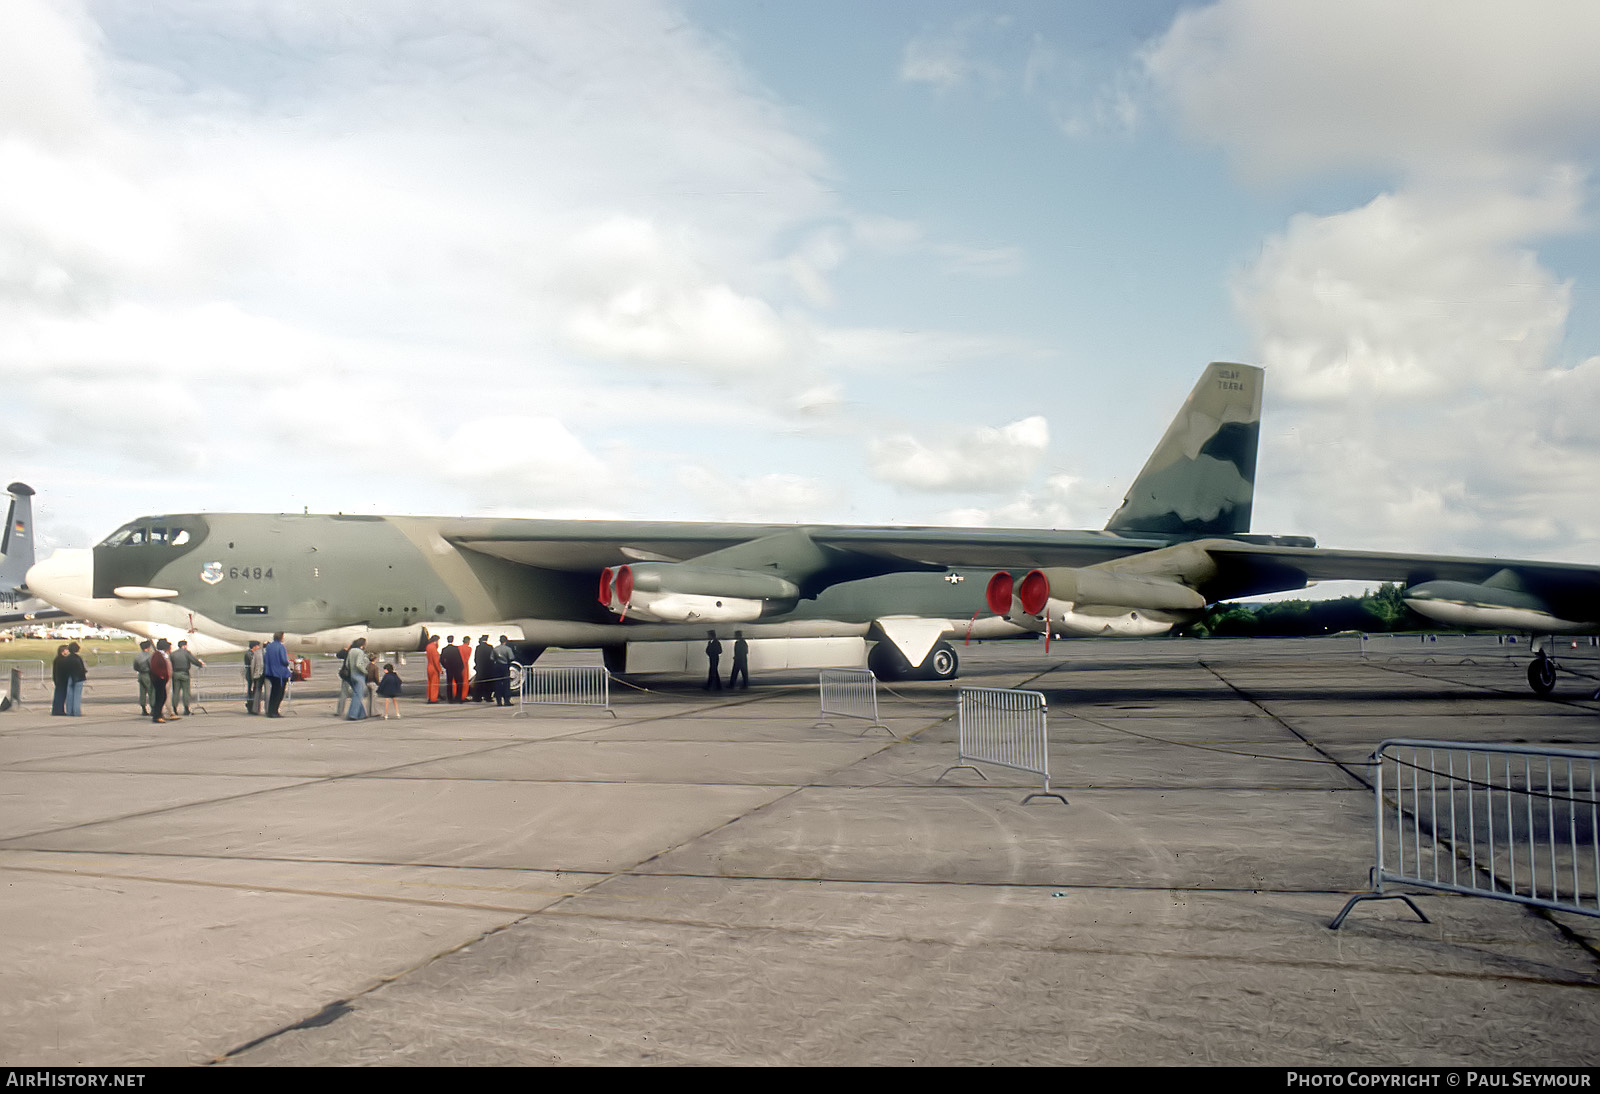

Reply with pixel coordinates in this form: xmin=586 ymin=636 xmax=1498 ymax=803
xmin=90 ymin=511 xmax=1265 ymax=652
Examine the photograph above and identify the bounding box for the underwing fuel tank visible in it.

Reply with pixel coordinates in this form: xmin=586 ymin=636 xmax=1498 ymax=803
xmin=291 ymin=623 xmax=432 ymax=653
xmin=1403 ymin=576 xmax=1596 ymax=633
xmin=598 ymin=563 xmax=800 ymax=624
xmin=985 ymin=567 xmax=1203 ymax=638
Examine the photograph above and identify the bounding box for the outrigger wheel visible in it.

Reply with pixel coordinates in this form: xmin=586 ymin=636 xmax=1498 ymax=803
xmin=1527 ymin=651 xmax=1557 ymax=696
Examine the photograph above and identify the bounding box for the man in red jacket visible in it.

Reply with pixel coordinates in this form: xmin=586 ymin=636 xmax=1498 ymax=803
xmin=149 ymin=639 xmax=174 ymax=723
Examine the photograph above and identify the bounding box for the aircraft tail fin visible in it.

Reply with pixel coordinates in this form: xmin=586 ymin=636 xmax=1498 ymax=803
xmin=1104 ymin=363 xmax=1262 ymax=536
xmin=0 ymin=483 xmax=38 ymax=591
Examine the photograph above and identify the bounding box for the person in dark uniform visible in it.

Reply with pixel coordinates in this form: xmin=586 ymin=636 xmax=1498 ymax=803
xmin=243 ymin=640 xmax=262 ymax=714
xmin=50 ymin=644 xmax=69 ymax=716
xmin=728 ymin=631 xmax=750 ymax=690
xmin=134 ymin=639 xmax=154 ymax=715
xmin=169 ymin=640 xmax=203 ymax=715
xmin=440 ymin=636 xmax=464 ymax=703
xmin=472 ymin=636 xmax=494 ymax=702
xmin=493 ymin=635 xmax=516 ymax=707
xmin=704 ymin=631 xmax=722 ymax=691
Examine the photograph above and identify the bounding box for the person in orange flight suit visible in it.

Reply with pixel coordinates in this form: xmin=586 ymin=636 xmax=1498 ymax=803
xmin=457 ymin=636 xmax=473 ymax=702
xmin=425 ymin=635 xmax=442 ymax=704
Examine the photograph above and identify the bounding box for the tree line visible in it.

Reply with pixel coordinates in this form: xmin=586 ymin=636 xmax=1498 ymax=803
xmin=1182 ymin=583 xmax=1425 ymax=638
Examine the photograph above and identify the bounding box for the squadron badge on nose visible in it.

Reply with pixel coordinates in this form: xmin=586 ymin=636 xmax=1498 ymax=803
xmin=201 ymin=562 xmax=224 ymax=585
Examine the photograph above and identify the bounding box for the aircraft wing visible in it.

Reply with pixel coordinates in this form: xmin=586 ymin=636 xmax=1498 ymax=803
xmin=448 ymin=518 xmax=1600 ymax=611
xmin=0 ymin=605 xmax=72 ymax=626
xmin=1195 ymin=540 xmax=1600 ymax=623
xmin=447 ymin=521 xmax=1315 ymax=578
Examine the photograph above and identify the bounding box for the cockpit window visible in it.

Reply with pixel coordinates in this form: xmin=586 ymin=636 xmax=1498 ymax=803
xmin=100 ymin=521 xmax=196 ymax=548
xmin=102 ymin=525 xmax=143 ymax=547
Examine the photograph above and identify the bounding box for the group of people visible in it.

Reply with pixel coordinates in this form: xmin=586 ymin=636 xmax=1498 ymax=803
xmin=332 ymin=637 xmax=403 ymax=721
xmin=81 ymin=629 xmax=757 ymax=721
xmin=703 ymin=630 xmax=751 ymax=691
xmin=129 ymin=637 xmax=212 ymax=723
xmin=425 ymin=634 xmax=517 ymax=707
xmin=233 ymin=633 xmax=293 ymax=718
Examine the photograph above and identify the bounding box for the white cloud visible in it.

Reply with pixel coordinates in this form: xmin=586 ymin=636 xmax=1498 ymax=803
xmin=870 ymin=416 xmax=1049 ymax=493
xmin=441 ymin=415 xmax=619 ymax=508
xmin=1143 ymin=0 xmax=1600 ymax=559
xmin=941 ymin=473 xmax=1081 ymax=529
xmin=899 ymin=20 xmax=1006 ymax=91
xmin=674 ymin=466 xmax=838 ymax=522
xmin=813 ymin=326 xmax=1041 ymax=375
xmin=1239 ymin=180 xmax=1600 ymax=556
xmin=0 ymin=0 xmax=101 ymax=149
xmin=0 ymin=0 xmax=899 ymax=539
xmin=1144 ymin=0 xmax=1600 ymax=179
xmin=1238 ymin=180 xmax=1579 ymax=404
xmin=556 ymin=216 xmax=798 ymax=375
xmin=1050 ymin=68 xmax=1144 ymax=140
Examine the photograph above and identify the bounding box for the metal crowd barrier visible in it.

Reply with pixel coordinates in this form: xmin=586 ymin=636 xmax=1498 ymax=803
xmin=941 ymin=687 xmax=1065 ymax=805
xmin=514 ymin=665 xmax=613 ymax=716
xmin=1331 ymin=739 xmax=1600 ymax=928
xmin=187 ymin=665 xmax=295 ymax=715
xmin=0 ymin=659 xmax=45 ymax=685
xmin=2 ymin=666 xmax=20 ymax=710
xmin=815 ymin=668 xmax=889 ymax=735
xmin=191 ymin=665 xmax=255 ymax=712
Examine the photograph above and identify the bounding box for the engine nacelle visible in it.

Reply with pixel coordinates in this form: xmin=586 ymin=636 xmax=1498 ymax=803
xmin=988 ymin=566 xmax=1206 ymax=638
xmin=1016 ymin=567 xmax=1207 ymax=615
xmin=599 ymin=563 xmax=800 ymax=624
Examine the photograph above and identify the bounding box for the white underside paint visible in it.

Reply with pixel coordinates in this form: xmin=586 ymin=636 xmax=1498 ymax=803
xmin=624 ymin=636 xmax=866 ymax=674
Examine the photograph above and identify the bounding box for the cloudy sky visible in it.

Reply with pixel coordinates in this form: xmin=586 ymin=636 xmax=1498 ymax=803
xmin=4 ymin=0 xmax=1598 ymax=570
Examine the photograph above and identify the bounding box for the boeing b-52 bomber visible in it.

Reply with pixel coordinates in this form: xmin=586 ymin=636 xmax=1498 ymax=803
xmin=21 ymin=363 xmax=1600 ymax=692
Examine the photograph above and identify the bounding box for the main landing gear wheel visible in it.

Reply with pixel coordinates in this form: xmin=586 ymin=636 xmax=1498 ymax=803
xmin=868 ymin=640 xmax=959 ymax=681
xmin=924 ymin=641 xmax=959 ymax=681
xmin=1527 ymin=652 xmax=1557 ymax=696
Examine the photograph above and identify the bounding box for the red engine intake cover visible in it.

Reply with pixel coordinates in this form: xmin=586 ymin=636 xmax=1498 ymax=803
xmin=598 ymin=567 xmax=614 ymax=607
xmin=985 ymin=571 xmax=1014 ymax=615
xmin=615 ymin=565 xmax=634 ymax=607
xmin=1018 ymin=570 xmax=1051 ymax=616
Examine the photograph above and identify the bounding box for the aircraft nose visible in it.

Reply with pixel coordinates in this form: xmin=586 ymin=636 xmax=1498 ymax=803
xmin=25 ymin=550 xmax=92 ymax=602
xmin=24 ymin=561 xmax=51 ymax=597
